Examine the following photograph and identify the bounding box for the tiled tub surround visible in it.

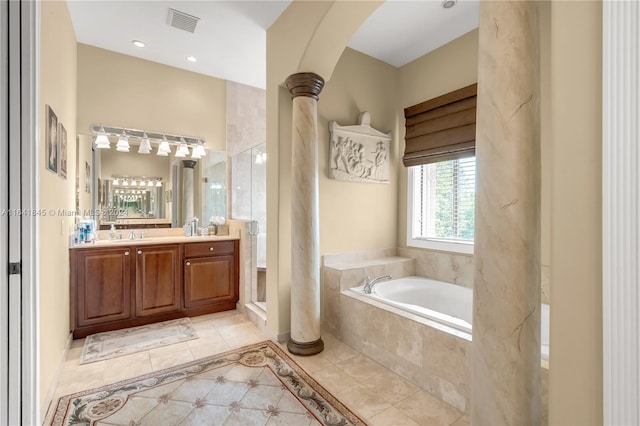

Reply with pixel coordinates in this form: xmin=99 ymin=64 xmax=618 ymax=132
xmin=322 ymin=249 xmax=549 ymax=420
xmin=397 ymin=247 xmax=551 ymax=305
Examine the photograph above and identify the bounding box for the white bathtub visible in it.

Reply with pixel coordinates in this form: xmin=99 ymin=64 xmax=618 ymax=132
xmin=350 ymin=276 xmax=550 ymax=360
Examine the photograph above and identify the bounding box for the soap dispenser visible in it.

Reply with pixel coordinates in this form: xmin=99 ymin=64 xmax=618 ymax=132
xmin=109 ymin=224 xmax=116 ymax=240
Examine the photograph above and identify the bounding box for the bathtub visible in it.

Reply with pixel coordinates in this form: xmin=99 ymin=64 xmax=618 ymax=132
xmin=350 ymin=276 xmax=550 ymax=360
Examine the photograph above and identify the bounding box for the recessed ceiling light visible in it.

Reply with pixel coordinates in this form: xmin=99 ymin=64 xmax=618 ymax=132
xmin=441 ymin=0 xmax=456 ymax=8
xmin=187 ymin=56 xmax=197 ymax=62
xmin=132 ymin=40 xmax=145 ymax=48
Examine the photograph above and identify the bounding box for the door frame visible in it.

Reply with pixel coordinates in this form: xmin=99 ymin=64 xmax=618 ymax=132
xmin=602 ymin=1 xmax=640 ymax=424
xmin=1 ymin=0 xmax=40 ymax=424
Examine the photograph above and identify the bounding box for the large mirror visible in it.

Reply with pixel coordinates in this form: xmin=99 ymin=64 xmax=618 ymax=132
xmin=76 ymin=130 xmax=227 ymax=230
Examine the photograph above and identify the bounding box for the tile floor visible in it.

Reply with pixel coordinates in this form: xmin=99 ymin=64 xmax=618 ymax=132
xmin=46 ymin=310 xmax=470 ymax=426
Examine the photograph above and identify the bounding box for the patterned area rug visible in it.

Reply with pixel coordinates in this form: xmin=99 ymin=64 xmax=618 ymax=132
xmin=50 ymin=341 xmax=366 ymax=426
xmin=80 ymin=318 xmax=198 ymax=364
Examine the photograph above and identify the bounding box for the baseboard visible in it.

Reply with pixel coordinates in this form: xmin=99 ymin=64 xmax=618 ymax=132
xmin=41 ymin=332 xmax=73 ymax=421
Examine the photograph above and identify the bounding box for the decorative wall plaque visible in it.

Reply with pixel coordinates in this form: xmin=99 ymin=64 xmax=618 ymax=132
xmin=328 ymin=112 xmax=391 ymax=183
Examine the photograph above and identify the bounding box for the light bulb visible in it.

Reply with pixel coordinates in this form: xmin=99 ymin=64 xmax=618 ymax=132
xmin=158 ymin=136 xmax=171 ymax=156
xmin=175 ymin=138 xmax=189 ymax=158
xmin=95 ymin=126 xmax=110 ymax=148
xmin=193 ymin=141 xmax=206 ymax=157
xmin=116 ymin=131 xmax=130 ymax=152
xmin=138 ymin=133 xmax=151 ymax=154
xmin=191 ymin=146 xmax=201 ymax=159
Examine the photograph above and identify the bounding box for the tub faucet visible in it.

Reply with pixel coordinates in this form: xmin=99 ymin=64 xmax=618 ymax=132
xmin=363 ymin=275 xmax=391 ymax=294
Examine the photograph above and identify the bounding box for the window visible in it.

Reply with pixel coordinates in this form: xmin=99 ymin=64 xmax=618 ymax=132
xmin=407 ymin=156 xmax=475 ymax=254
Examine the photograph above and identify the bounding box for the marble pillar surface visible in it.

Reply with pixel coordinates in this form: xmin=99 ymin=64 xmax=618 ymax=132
xmin=472 ymin=1 xmax=541 ymax=425
xmin=182 ymin=160 xmax=196 ymax=224
xmin=286 ymin=72 xmax=324 ymax=355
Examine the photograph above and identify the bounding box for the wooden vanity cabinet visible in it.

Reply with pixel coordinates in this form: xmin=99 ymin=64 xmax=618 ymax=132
xmin=70 ymin=239 xmax=239 ymax=338
xmin=184 ymin=240 xmax=238 ymax=314
xmin=73 ymin=246 xmax=132 ymax=328
xmin=135 ymin=244 xmax=182 ymax=316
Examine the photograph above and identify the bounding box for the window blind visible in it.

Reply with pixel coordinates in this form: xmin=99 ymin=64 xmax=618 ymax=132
xmin=412 ymin=157 xmax=476 ymax=242
xmin=403 ymin=84 xmax=477 ymax=167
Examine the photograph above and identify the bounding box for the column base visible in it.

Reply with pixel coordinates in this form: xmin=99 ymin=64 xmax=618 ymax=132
xmin=287 ymin=337 xmax=324 ymax=356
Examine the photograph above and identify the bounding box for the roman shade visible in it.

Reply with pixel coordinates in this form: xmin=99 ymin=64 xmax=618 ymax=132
xmin=403 ymin=83 xmax=477 ymax=167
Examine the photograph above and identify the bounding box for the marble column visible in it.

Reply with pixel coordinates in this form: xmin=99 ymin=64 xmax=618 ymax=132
xmin=472 ymin=1 xmax=541 ymax=425
xmin=285 ymin=72 xmax=325 ymax=356
xmin=182 ymin=160 xmax=196 ymax=223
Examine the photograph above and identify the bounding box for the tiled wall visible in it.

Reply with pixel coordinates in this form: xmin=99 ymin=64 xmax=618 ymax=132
xmin=397 ymin=247 xmax=474 ymax=287
xmin=397 ymin=247 xmax=551 ymax=304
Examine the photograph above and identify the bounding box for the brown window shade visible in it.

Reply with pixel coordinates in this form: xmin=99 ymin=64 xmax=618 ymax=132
xmin=403 ymin=83 xmax=477 ymax=167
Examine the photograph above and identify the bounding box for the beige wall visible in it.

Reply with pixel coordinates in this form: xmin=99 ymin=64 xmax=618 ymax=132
xmin=76 ymin=44 xmax=227 ymax=151
xmin=318 ymin=48 xmax=399 ymax=255
xmin=396 ymin=29 xmax=479 ymax=250
xmin=549 ymin=1 xmax=603 ymax=423
xmin=39 ymin=0 xmax=77 ymax=415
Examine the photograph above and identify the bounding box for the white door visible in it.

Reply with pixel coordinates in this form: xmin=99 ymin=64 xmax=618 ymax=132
xmin=1 ymin=1 xmax=39 ymax=424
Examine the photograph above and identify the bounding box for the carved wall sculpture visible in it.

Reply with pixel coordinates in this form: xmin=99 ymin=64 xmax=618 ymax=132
xmin=328 ymin=112 xmax=391 ymax=183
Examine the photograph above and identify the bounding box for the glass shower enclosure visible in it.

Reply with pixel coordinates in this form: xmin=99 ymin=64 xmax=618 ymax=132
xmin=231 ymin=143 xmax=266 ymax=311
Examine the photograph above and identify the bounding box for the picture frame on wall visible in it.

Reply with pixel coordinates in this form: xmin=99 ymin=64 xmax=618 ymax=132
xmin=85 ymin=161 xmax=91 ymax=193
xmin=45 ymin=105 xmax=58 ymax=174
xmin=58 ymin=122 xmax=67 ymax=179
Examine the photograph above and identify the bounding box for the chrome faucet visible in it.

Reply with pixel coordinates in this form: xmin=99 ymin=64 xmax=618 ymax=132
xmin=129 ymin=230 xmax=136 ymax=240
xmin=363 ymin=275 xmax=391 ymax=294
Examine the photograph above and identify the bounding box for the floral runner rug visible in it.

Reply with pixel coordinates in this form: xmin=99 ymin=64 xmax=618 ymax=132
xmin=50 ymin=340 xmax=366 ymax=426
xmin=80 ymin=318 xmax=198 ymax=364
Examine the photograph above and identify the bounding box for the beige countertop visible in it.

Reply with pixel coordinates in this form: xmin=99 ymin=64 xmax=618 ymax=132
xmin=70 ymin=234 xmax=239 ymax=249
xmin=101 ymin=218 xmax=173 ymax=225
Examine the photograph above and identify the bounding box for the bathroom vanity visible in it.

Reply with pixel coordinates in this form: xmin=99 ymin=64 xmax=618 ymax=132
xmin=69 ymin=236 xmax=239 ymax=338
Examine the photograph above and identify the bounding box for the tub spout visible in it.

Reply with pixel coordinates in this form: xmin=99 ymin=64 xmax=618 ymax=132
xmin=363 ymin=275 xmax=391 ymax=294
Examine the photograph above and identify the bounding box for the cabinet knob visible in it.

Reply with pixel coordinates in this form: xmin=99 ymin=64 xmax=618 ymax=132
xmin=186 ymin=261 xmax=191 ymax=266
xmin=124 ymin=251 xmax=129 ymax=256
xmin=137 ymin=250 xmax=142 ymax=255
xmin=209 ymin=247 xmax=214 ymax=251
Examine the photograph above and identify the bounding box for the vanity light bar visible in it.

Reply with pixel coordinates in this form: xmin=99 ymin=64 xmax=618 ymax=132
xmin=112 ymin=176 xmax=163 ymax=187
xmin=90 ymin=124 xmax=206 ymax=149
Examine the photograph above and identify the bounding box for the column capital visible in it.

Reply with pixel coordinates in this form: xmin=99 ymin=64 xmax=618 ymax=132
xmin=285 ymin=72 xmax=325 ymax=101
xmin=182 ymin=160 xmax=196 ymax=169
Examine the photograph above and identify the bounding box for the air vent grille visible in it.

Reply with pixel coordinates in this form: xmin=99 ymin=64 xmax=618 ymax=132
xmin=167 ymin=8 xmax=200 ymax=33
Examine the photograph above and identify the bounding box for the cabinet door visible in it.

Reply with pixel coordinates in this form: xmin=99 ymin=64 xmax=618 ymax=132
xmin=135 ymin=245 xmax=181 ymax=316
xmin=76 ymin=247 xmax=132 ymax=327
xmin=184 ymin=254 xmax=236 ymax=308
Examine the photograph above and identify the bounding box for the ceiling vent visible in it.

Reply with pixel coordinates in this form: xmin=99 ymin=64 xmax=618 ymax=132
xmin=167 ymin=8 xmax=200 ymax=33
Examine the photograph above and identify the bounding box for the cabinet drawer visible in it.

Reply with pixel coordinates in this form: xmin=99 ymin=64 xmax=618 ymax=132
xmin=185 ymin=240 xmax=235 ymax=258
